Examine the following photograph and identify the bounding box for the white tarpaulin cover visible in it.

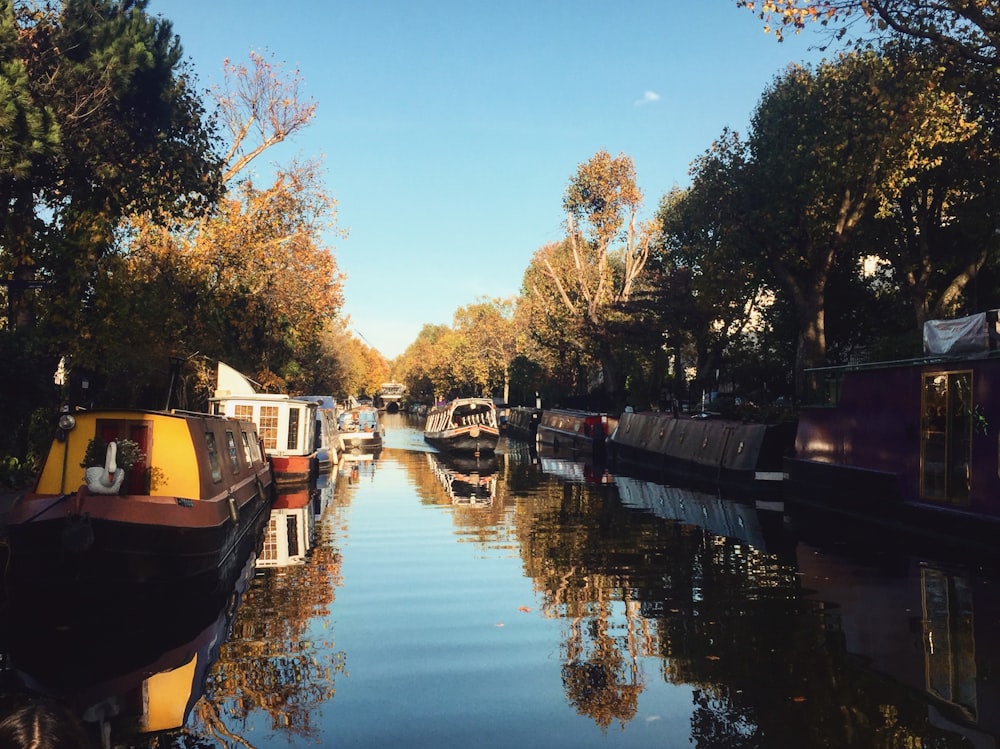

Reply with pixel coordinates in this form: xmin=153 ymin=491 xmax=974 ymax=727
xmin=923 ymin=311 xmax=1000 ymax=355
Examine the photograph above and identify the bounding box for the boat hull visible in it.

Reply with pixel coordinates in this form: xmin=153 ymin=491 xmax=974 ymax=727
xmin=5 ymin=408 xmax=275 ymax=584
xmin=506 ymin=406 xmax=541 ymax=441
xmin=423 ymin=426 xmax=500 ymax=455
xmin=270 ymin=452 xmax=319 ymax=485
xmin=535 ymin=409 xmax=613 ymax=455
xmin=608 ymin=411 xmax=794 ymax=492
xmin=7 ymin=482 xmax=271 ymax=583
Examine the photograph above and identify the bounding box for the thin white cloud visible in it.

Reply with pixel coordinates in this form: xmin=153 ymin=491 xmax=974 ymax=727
xmin=635 ymin=90 xmax=660 ymax=106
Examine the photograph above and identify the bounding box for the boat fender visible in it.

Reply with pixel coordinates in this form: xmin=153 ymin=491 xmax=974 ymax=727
xmin=228 ymin=494 xmax=239 ymax=525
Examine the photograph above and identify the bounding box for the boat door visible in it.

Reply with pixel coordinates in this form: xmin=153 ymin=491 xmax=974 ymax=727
xmin=920 ymin=371 xmax=972 ymax=504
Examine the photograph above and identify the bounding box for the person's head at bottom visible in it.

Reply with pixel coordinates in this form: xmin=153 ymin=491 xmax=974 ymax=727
xmin=0 ymin=697 xmax=93 ymax=749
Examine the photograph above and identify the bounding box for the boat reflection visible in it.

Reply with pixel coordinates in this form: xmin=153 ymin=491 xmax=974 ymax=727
xmin=0 ymin=506 xmax=267 ymax=746
xmin=613 ymin=475 xmax=773 ymax=550
xmin=338 ymin=454 xmax=377 ymax=485
xmin=426 ymin=451 xmax=498 ymax=505
xmin=537 ymin=445 xmax=612 ymax=484
xmin=257 ymin=484 xmax=314 ymax=568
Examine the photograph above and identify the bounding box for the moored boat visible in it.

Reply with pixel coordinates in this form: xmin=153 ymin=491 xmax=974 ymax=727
xmin=607 ymin=411 xmax=794 ymax=491
xmin=423 ymin=397 xmax=500 ymax=455
xmin=535 ymin=408 xmax=613 ymax=454
xmin=5 ymin=407 xmax=274 ymax=584
xmin=301 ymin=394 xmax=342 ymax=472
xmin=337 ymin=405 xmax=384 ymax=455
xmin=210 ymin=362 xmax=325 ymax=485
xmin=505 ymin=405 xmax=541 ymax=441
xmin=784 ymin=310 xmax=1000 ymax=553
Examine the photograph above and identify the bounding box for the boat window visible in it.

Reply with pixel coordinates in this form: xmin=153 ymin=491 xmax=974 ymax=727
xmin=259 ymin=406 xmax=279 ymax=451
xmin=920 ymin=371 xmax=972 ymax=504
xmin=240 ymin=429 xmax=253 ymax=465
xmin=234 ymin=404 xmax=254 ymax=422
xmin=205 ymin=431 xmax=223 ymax=483
xmin=287 ymin=408 xmax=300 ymax=450
xmin=803 ymin=370 xmax=842 ymax=407
xmin=286 ymin=514 xmax=300 ymax=557
xmin=226 ymin=430 xmax=240 ymax=473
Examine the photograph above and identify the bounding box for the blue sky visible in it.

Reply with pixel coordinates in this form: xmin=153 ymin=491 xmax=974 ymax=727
xmin=151 ymin=1 xmax=830 ymax=360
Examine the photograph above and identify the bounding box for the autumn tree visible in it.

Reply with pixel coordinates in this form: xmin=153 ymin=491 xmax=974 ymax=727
xmin=397 ymin=324 xmax=457 ymax=403
xmin=735 ymin=0 xmax=1000 ymax=66
xmin=520 ymin=239 xmax=603 ymax=403
xmin=523 ymin=151 xmax=659 ymax=406
xmin=0 ymin=0 xmax=223 ymax=455
xmin=84 ymin=46 xmax=345 ymax=408
xmin=452 ymin=297 xmax=520 ymax=403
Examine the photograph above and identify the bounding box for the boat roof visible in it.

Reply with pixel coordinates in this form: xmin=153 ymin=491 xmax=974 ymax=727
xmin=805 ymin=349 xmax=1000 ymax=375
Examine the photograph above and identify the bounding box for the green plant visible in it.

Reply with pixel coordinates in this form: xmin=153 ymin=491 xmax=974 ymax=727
xmin=973 ymin=404 xmax=989 ymax=436
xmin=80 ymin=438 xmax=145 ymax=472
xmin=0 ymin=454 xmax=36 ymax=489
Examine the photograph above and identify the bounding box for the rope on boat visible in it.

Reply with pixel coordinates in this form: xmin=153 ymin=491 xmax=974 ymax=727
xmin=19 ymin=492 xmax=74 ymax=525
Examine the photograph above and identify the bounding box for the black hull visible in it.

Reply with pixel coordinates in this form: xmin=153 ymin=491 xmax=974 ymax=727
xmin=6 ymin=490 xmax=272 ymax=585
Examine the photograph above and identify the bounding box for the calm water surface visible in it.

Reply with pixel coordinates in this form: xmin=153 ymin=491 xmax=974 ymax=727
xmin=3 ymin=412 xmax=999 ymax=748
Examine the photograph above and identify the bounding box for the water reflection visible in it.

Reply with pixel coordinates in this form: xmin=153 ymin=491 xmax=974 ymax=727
xmin=2 ymin=416 xmax=999 ymax=747
xmin=426 ymin=451 xmax=498 ymax=505
xmin=0 ymin=502 xmax=270 ymax=746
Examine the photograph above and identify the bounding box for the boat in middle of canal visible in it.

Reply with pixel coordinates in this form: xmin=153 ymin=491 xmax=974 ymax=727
xmin=422 ymin=397 xmax=500 ymax=455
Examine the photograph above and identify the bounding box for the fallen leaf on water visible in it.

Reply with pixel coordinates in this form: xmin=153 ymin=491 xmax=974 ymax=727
xmin=706 ymin=655 xmax=721 ymax=661
xmin=518 ymin=606 xmax=531 ymax=613
xmin=495 ymin=622 xmax=505 ymax=627
xmin=791 ymin=696 xmax=807 ymax=702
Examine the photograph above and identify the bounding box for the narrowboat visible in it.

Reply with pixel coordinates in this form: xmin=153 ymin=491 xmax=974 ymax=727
xmin=337 ymin=405 xmax=384 ymax=455
xmin=535 ymin=408 xmax=613 ymax=454
xmin=607 ymin=411 xmax=794 ymax=491
xmin=5 ymin=408 xmax=274 ymax=584
xmin=505 ymin=405 xmax=542 ymax=441
xmin=301 ymin=394 xmax=342 ymax=472
xmin=210 ymin=362 xmax=326 ymax=484
xmin=423 ymin=397 xmax=500 ymax=455
xmin=783 ymin=310 xmax=1000 ymax=552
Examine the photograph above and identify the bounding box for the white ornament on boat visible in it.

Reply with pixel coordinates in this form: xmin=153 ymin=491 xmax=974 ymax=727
xmin=85 ymin=441 xmax=126 ymax=494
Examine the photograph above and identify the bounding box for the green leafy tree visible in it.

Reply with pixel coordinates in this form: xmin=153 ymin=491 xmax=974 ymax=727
xmin=1 ymin=0 xmax=223 ymax=337
xmin=742 ymin=47 xmax=976 ymax=394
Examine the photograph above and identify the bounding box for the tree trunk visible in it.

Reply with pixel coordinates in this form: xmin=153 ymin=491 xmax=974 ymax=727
xmin=794 ymin=287 xmax=826 ymax=401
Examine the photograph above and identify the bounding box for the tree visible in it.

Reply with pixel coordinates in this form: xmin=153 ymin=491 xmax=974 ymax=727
xmin=523 ymin=150 xmax=659 ymax=406
xmin=735 ymin=0 xmax=1000 ymax=65
xmin=741 ymin=48 xmax=976 ymax=394
xmin=0 ymin=0 xmax=223 ymax=335
xmin=655 ymin=133 xmax=776 ymax=400
xmin=75 ymin=47 xmax=342 ymax=408
xmin=452 ymin=297 xmax=520 ymax=403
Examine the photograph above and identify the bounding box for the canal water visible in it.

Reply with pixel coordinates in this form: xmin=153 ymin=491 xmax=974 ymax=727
xmin=2 ymin=412 xmax=999 ymax=748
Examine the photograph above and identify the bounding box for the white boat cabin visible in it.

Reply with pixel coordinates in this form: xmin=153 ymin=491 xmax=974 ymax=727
xmin=210 ymin=362 xmax=319 ymax=459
